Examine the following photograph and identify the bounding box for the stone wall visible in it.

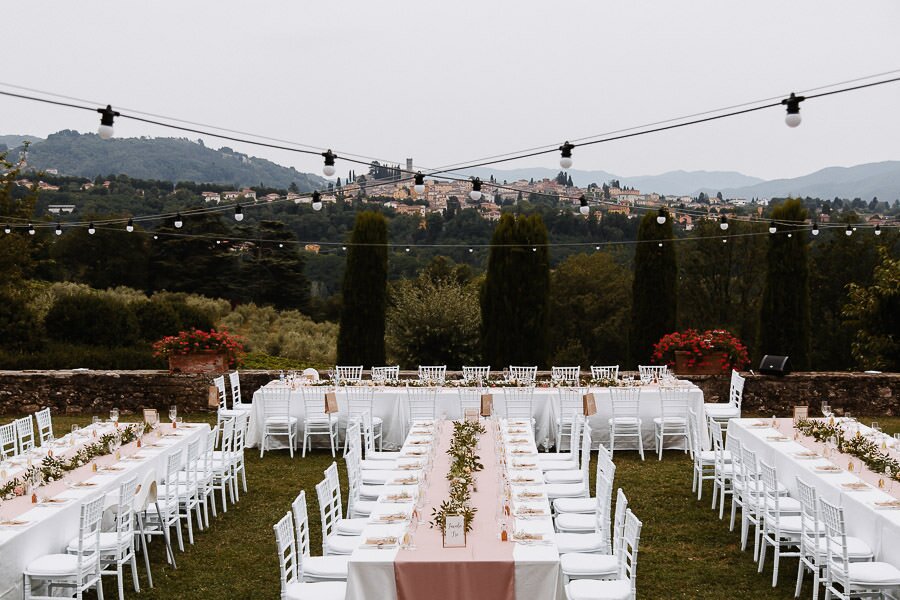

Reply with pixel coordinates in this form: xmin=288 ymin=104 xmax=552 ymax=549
xmin=0 ymin=370 xmax=897 ymax=417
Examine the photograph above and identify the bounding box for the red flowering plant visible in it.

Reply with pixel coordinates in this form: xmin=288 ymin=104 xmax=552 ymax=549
xmin=152 ymin=329 xmax=245 ymax=367
xmin=651 ymin=328 xmax=750 ymax=373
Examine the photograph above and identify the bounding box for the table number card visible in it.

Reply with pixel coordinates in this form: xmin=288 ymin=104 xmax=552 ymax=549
xmin=442 ymin=515 xmax=466 ymax=548
xmin=792 ymin=405 xmax=808 ymax=422
xmin=480 ymin=394 xmax=493 ymax=417
xmin=324 ymin=392 xmax=339 ymax=414
xmin=582 ymin=393 xmax=597 ymax=417
xmin=464 ymin=408 xmax=479 ymax=423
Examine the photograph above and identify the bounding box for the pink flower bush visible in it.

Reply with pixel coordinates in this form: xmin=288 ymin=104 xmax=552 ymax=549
xmin=152 ymin=329 xmax=245 ymax=368
xmin=652 ymin=329 xmax=750 ymax=372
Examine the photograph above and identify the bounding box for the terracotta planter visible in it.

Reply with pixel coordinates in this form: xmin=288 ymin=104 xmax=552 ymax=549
xmin=167 ymin=351 xmax=228 ymax=374
xmin=673 ymin=350 xmax=729 ymax=375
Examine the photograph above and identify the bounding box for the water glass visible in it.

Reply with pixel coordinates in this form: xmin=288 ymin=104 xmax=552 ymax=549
xmin=871 ymin=422 xmax=880 ymax=434
xmin=109 ymin=408 xmax=119 ymax=424
xmin=91 ymin=416 xmax=100 ymax=426
xmin=169 ymin=405 xmax=178 ymax=423
xmin=71 ymin=425 xmax=80 ymax=436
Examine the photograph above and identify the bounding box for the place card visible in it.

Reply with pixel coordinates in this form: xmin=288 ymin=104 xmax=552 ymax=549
xmin=793 ymin=406 xmax=809 ymax=422
xmin=464 ymin=408 xmax=479 ymax=423
xmin=442 ymin=515 xmax=466 ymax=548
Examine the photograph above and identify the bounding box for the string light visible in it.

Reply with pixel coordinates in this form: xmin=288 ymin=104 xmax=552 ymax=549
xmin=88 ymin=222 xmax=96 ymax=235
xmin=405 ymin=247 xmax=410 ymax=253
xmin=658 ymin=242 xmax=663 ymax=247
xmin=812 ymin=222 xmax=819 ymax=236
xmin=781 ymin=93 xmax=805 ymax=128
xmin=311 ymin=191 xmax=323 ymax=211
xmin=174 ymin=213 xmax=183 ymax=228
xmin=532 ymin=247 xmax=537 ymax=252
xmin=27 ymin=223 xmax=35 ymax=235
xmin=559 ymin=142 xmax=574 ymax=169
xmin=719 ymin=215 xmax=729 ymax=231
xmin=656 ymin=208 xmax=667 ymax=225
xmin=96 ymin=104 xmax=120 ymax=139
xmin=414 ymin=172 xmax=426 ymax=195
xmin=469 ymin=178 xmax=483 ymax=202
xmin=322 ymin=150 xmax=337 ymax=177
xmin=55 ymin=223 xmax=62 ymax=236
xmin=126 ymin=218 xmax=134 ymax=232
xmin=468 ymin=247 xmax=474 ymax=253
xmin=845 ymin=224 xmax=853 ymax=236
xmin=341 ymin=245 xmax=346 ymax=251
xmin=769 ymin=221 xmax=777 ymax=234
xmin=875 ymin=224 xmax=882 ymax=236
xmin=579 ymin=195 xmax=589 ymax=215
xmin=3 ymin=224 xmax=9 ymax=234
xmin=722 ymin=238 xmax=727 ymax=244
xmin=234 ymin=204 xmax=244 ymax=221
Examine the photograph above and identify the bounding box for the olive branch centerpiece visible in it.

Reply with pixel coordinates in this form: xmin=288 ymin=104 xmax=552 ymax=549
xmin=795 ymin=418 xmax=899 ymax=481
xmin=430 ymin=420 xmax=486 ymax=535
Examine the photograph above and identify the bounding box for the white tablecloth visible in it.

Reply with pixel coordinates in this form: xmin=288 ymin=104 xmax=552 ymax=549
xmin=247 ymin=383 xmax=706 ymax=452
xmin=729 ymin=418 xmax=900 ymax=569
xmin=0 ymin=422 xmax=209 ymax=600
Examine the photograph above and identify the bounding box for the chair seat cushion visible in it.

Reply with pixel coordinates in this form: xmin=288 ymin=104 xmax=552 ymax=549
xmin=541 ymin=460 xmax=578 ymax=471
xmin=545 ymin=470 xmax=584 ymax=484
xmin=359 ymin=484 xmax=385 ymax=499
xmin=284 ymin=580 xmax=347 ymax=600
xmin=336 ymin=517 xmax=368 ymax=535
xmin=67 ymin=532 xmax=125 ymax=552
xmin=555 ymin=512 xmax=595 ymax=532
xmin=266 ymin=416 xmax=298 ymax=424
xmin=705 ymin=405 xmax=739 ymax=417
xmin=538 ymin=453 xmax=575 ymax=463
xmin=555 ymin=532 xmax=604 ymax=554
xmin=567 ymin=578 xmax=631 ymax=600
xmin=361 ymin=459 xmax=398 ymax=471
xmin=546 ymin=483 xmax=588 ymax=499
xmin=324 ymin=534 xmax=361 ymax=555
xmin=769 ymin=515 xmax=804 ymax=532
xmin=817 ymin=536 xmax=872 ymax=559
xmin=759 ymin=497 xmax=802 ymax=513
xmin=304 ymin=555 xmax=350 ymax=578
xmin=361 ymin=470 xmax=397 ymax=485
xmin=554 ymin=496 xmax=596 ymax=514
xmin=351 ymin=500 xmax=378 ymax=516
xmin=653 ymin=417 xmax=687 ymax=425
xmin=844 ymin=561 xmax=900 ymax=584
xmin=561 ymin=551 xmax=618 ymax=577
xmin=697 ymin=450 xmax=732 ymax=464
xmin=365 ymin=451 xmax=401 ymax=461
xmin=25 ymin=553 xmax=80 ymax=576
xmin=608 ymin=417 xmax=641 ymax=426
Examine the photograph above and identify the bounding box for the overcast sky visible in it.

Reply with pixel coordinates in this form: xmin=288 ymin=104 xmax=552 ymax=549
xmin=3 ymin=1 xmax=900 ymax=181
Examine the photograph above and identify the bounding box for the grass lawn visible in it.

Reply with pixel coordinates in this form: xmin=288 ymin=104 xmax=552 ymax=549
xmin=3 ymin=413 xmax=898 ymax=600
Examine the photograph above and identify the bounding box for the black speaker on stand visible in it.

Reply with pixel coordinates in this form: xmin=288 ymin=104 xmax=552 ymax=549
xmin=759 ymin=355 xmax=791 ymax=376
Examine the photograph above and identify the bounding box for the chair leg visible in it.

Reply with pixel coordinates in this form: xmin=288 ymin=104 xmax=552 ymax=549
xmin=130 ymin=554 xmax=140 ymax=593
xmin=302 ymin=432 xmax=308 ymax=458
xmin=795 ymin=558 xmax=805 ymax=598
xmin=174 ymin=517 xmax=185 ymax=552
xmin=730 ymin=496 xmax=738 ymax=531
xmin=137 ymin=513 xmax=154 ymax=588
xmin=117 ymin=563 xmax=125 ymax=600
xmin=772 ymin=546 xmax=781 ymax=587
xmin=758 ymin=534 xmax=767 ymax=573
xmin=637 ymin=429 xmax=645 ymax=461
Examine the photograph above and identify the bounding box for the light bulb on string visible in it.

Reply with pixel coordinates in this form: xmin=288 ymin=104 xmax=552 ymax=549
xmin=532 ymin=247 xmax=537 ymax=252
xmin=234 ymin=204 xmax=244 ymax=221
xmin=278 ymin=243 xmax=284 ymax=248
xmin=719 ymin=215 xmax=729 ymax=231
xmin=28 ymin=223 xmax=35 ymax=235
xmin=781 ymin=93 xmax=805 ymax=128
xmin=469 ymin=178 xmax=483 ymax=202
xmin=414 ymin=172 xmax=426 ymax=195
xmin=88 ymin=222 xmax=95 ymax=235
xmin=722 ymin=238 xmax=727 ymax=244
xmin=656 ymin=208 xmax=667 ymax=225
xmin=405 ymin=247 xmax=410 ymax=253
xmin=311 ymin=191 xmax=323 ymax=211
xmin=845 ymin=224 xmax=853 ymax=236
xmin=174 ymin=213 xmax=183 ymax=228
xmin=812 ymin=222 xmax=819 ymax=236
xmin=468 ymin=248 xmax=474 ymax=253
xmin=341 ymin=245 xmax=347 ymax=251
xmin=126 ymin=219 xmax=134 ymax=233
xmin=153 ymin=235 xmax=159 ymax=240
xmin=55 ymin=223 xmax=62 ymax=236
xmin=595 ymin=245 xmax=600 ymax=251
xmin=322 ymin=150 xmax=337 ymax=177
xmin=768 ymin=221 xmax=777 ymax=234
xmin=559 ymin=141 xmax=574 ymax=169
xmin=96 ymin=105 xmax=120 ymax=140
xmin=658 ymin=242 xmax=663 ymax=247
xmin=579 ymin=195 xmax=589 ymax=216
xmin=875 ymin=224 xmax=882 ymax=236
xmin=3 ymin=224 xmax=10 ymax=234
xmin=787 ymin=233 xmax=792 ymax=238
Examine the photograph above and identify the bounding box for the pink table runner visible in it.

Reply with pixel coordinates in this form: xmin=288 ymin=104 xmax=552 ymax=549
xmin=394 ymin=425 xmax=515 ymax=600
xmin=774 ymin=418 xmax=900 ymax=499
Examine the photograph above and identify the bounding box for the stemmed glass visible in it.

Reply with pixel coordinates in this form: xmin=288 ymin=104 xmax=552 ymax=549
xmin=109 ymin=408 xmax=119 ymax=425
xmin=169 ymin=405 xmax=178 ymax=425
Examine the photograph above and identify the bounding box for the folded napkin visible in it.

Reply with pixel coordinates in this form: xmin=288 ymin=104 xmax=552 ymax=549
xmin=516 ymin=491 xmax=544 ymax=500
xmin=513 ymin=462 xmax=536 ymax=469
xmin=0 ymin=519 xmax=29 ymax=526
xmin=391 ymin=476 xmax=419 ymax=485
xmin=841 ymin=482 xmax=869 ymax=491
xmin=875 ymin=500 xmax=900 ymax=508
xmin=815 ymin=465 xmax=842 ymax=472
xmin=767 ymin=435 xmax=789 ymax=442
xmin=374 ymin=513 xmax=408 ymax=523
xmin=512 ymin=531 xmax=543 ymax=541
xmin=398 ymin=463 xmax=422 ymax=470
xmin=515 ymin=507 xmax=546 ymax=516
xmin=386 ymin=492 xmax=413 ymax=502
xmin=365 ymin=536 xmax=398 ymax=546
xmin=793 ymin=451 xmax=818 ymax=458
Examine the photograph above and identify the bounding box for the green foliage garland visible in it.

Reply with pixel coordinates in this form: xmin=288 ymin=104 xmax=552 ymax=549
xmin=430 ymin=420 xmax=486 ymax=535
xmin=795 ymin=419 xmax=899 ymax=481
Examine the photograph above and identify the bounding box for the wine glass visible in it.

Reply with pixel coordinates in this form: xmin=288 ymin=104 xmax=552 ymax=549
xmin=91 ymin=416 xmax=100 ymax=427
xmin=169 ymin=405 xmax=178 ymax=423
xmin=109 ymin=408 xmax=119 ymax=425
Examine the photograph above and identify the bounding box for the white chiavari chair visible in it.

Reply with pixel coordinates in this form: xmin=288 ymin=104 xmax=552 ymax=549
xmin=508 ymin=365 xmax=537 ymax=384
xmin=555 ymin=469 xmax=613 ymax=536
xmin=608 ymin=386 xmax=643 ymax=460
xmin=159 ymin=438 xmax=203 ymax=545
xmin=14 ymin=416 xmax=36 ymax=454
xmin=590 ymin=366 xmax=619 ymax=381
xmin=361 ymin=411 xmax=401 ymax=461
xmin=554 ymin=443 xmax=614 ymax=516
xmin=291 ymin=491 xmax=350 ymax=582
xmin=34 ymin=408 xmax=53 ymax=447
xmin=229 ymin=370 xmax=252 ymax=413
xmin=458 ymin=383 xmax=486 ymax=418
xmin=299 ymin=385 xmax=335 ymax=458
xmin=705 ymin=369 xmax=744 ymax=434
xmin=344 ymin=442 xmax=385 ymax=503
xmin=546 ymin=426 xmax=592 ymax=502
xmin=687 ymin=408 xmax=716 ymax=501
xmin=370 ymin=365 xmax=399 ymax=383
xmin=341 ymin=385 xmax=382 ymax=454
xmin=0 ymin=421 xmax=18 ymax=457
xmin=24 ymin=495 xmax=104 ymax=600
xmin=215 ymin=375 xmax=243 ymax=432
xmin=274 ymin=511 xmax=347 ymax=600
xmin=654 ymin=386 xmax=690 ymax=460
xmin=315 ymin=479 xmax=362 ymax=556
xmin=462 ymin=365 xmax=491 ymax=384
xmin=565 ymin=509 xmax=643 ymax=600
xmin=323 ymin=462 xmax=368 ymax=535
xmin=560 ymin=488 xmax=628 ymax=582
xmin=417 ymin=365 xmax=446 ymax=385
xmin=545 ymin=418 xmax=593 ymax=485
xmin=638 ymin=364 xmax=667 ymax=382
xmin=344 ymin=446 xmax=378 ymax=518
xmin=541 ymin=414 xmax=583 ymax=470
xmin=405 ymin=385 xmax=437 ymax=432
xmin=146 ymin=449 xmax=185 ymax=555
xmin=229 ymin=412 xmax=248 ymax=500
xmin=211 ymin=417 xmax=236 ymax=513
xmin=708 ymin=417 xmax=733 ymax=518
xmin=552 ymin=366 xmax=581 ymax=384
xmin=555 ymin=386 xmax=586 ymax=453
xmin=501 ymin=386 xmax=535 ymax=424
xmin=757 ymin=460 xmax=802 ymax=586
xmin=334 ymin=365 xmax=363 ymax=383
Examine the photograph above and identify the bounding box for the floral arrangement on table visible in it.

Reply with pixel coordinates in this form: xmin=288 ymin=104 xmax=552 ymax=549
xmin=152 ymin=329 xmax=244 ymax=368
xmin=795 ymin=419 xmax=900 ymax=481
xmin=0 ymin=422 xmax=151 ymax=500
xmin=651 ymin=328 xmax=750 ymax=372
xmin=430 ymin=420 xmax=486 ymax=535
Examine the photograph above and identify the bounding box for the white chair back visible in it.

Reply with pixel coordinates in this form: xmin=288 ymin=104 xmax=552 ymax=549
xmin=229 ymin=371 xmax=243 ymax=406
xmin=618 ymin=509 xmax=643 ymax=591
xmin=162 ymin=449 xmax=183 ymax=516
xmin=551 ymin=366 xmax=580 ymax=383
xmin=796 ymin=477 xmax=821 ymax=569
xmin=729 ymin=369 xmax=745 ymax=410
xmin=361 ymin=412 xmax=378 ymax=456
xmin=213 ymin=375 xmax=228 ymax=411
xmin=274 ymin=511 xmax=300 ymax=593
xmin=291 ymin=490 xmax=312 ymax=560
xmin=508 ymin=365 xmax=537 ymax=384
xmin=595 ymin=471 xmax=614 ymax=544
xmin=134 ymin=470 xmax=159 ymax=513
xmin=371 ymin=365 xmax=399 ymax=382
xmin=502 ymin=386 xmax=534 ymax=421
xmin=596 ymin=442 xmax=614 ymax=480
xmin=568 ymin=415 xmax=584 ymax=461
xmin=590 ymin=365 xmax=619 ymax=381
xmin=113 ymin=477 xmax=138 ymax=554
xmin=579 ymin=424 xmax=593 ymax=492
xmin=73 ymin=495 xmax=105 ymax=589
xmin=458 ymin=384 xmax=486 ymax=417
xmin=557 ymin=386 xmax=585 ymax=425
xmin=611 ymin=488 xmax=629 ymax=556
xmin=406 ymin=386 xmax=437 ymax=428
xmin=324 ymin=461 xmax=344 ymax=515
xmin=34 ymin=408 xmax=53 ymax=446
xmin=0 ymin=422 xmax=17 ymax=457
xmin=345 ymin=446 xmax=365 ymax=516
xmin=819 ymin=497 xmax=852 ymax=590
xmin=610 ymin=386 xmax=641 ymax=420
xmin=316 ymin=478 xmax=341 ymax=554
xmin=342 ymin=385 xmax=374 ymax=421
xmin=233 ymin=412 xmax=248 ymax=453
xmin=14 ymin=416 xmax=35 ymax=454
xmin=638 ymin=364 xmax=667 ymax=382
xmin=660 ymin=386 xmax=690 ymax=422
xmin=462 ymin=366 xmax=490 ymax=384
xmin=418 ymin=365 xmax=446 ymax=385
xmin=335 ymin=365 xmax=363 ymax=383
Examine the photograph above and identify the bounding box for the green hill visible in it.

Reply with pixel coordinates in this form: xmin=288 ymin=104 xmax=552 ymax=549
xmin=6 ymin=130 xmax=327 ymax=191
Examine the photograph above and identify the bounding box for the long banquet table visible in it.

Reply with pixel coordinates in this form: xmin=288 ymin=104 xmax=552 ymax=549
xmin=345 ymin=417 xmax=566 ymax=600
xmin=247 ymin=381 xmax=707 ymax=451
xmin=729 ymin=417 xmax=900 ymax=569
xmin=0 ymin=421 xmax=209 ymax=600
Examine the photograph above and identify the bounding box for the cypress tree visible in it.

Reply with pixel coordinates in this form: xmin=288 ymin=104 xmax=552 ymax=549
xmin=481 ymin=213 xmax=551 ymax=367
xmin=630 ymin=210 xmax=677 ymax=366
xmin=337 ymin=211 xmax=388 ymax=366
xmin=759 ymin=198 xmax=811 ymax=369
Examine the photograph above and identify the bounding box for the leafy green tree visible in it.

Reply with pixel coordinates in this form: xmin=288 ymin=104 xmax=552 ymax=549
xmin=46 ymin=292 xmax=140 ymax=347
xmin=630 ymin=211 xmax=676 ymax=366
xmin=0 ymin=147 xmax=41 ymax=288
xmin=239 ymin=221 xmax=310 ymax=311
xmin=759 ymin=199 xmax=811 ymax=369
xmin=0 ymin=291 xmax=44 ymax=351
xmin=481 ymin=213 xmax=551 ymax=367
xmin=843 ymin=247 xmax=900 ymax=371
xmin=337 ymin=211 xmax=388 ymax=365
xmin=549 ymin=252 xmax=631 ymax=366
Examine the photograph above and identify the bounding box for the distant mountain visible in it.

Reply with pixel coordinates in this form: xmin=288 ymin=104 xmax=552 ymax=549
xmin=456 ymin=166 xmax=762 ymax=195
xmin=700 ymin=161 xmax=900 ymax=201
xmin=3 ymin=130 xmax=327 ymax=191
xmin=0 ymin=134 xmax=44 ymax=152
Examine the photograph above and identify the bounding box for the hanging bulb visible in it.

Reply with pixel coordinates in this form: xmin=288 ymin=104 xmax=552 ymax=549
xmin=174 ymin=213 xmax=183 ymax=228
xmin=311 ymin=191 xmax=323 ymax=211
xmin=722 ymin=238 xmax=727 ymax=244
xmin=234 ymin=204 xmax=244 ymax=221
xmin=469 ymin=178 xmax=483 ymax=202
xmin=126 ymin=218 xmax=134 ymax=233
xmin=532 ymin=247 xmax=537 ymax=252
xmin=28 ymin=223 xmax=35 ymax=235
xmin=414 ymin=171 xmax=426 ymax=195
xmin=658 ymin=242 xmax=663 ymax=248
xmin=405 ymin=247 xmax=410 ymax=253
xmin=88 ymin=222 xmax=96 ymax=235
xmin=96 ymin=105 xmax=120 ymax=140
xmin=787 ymin=233 xmax=792 ymax=238
xmin=845 ymin=224 xmax=852 ymax=236
xmin=153 ymin=235 xmax=159 ymax=240
xmin=781 ymin=92 xmax=805 ymax=128
xmin=579 ymin=195 xmax=590 ymax=215
xmin=3 ymin=224 xmax=10 ymax=234
xmin=279 ymin=243 xmax=284 ymax=248
xmin=321 ymin=150 xmax=337 ymax=177
xmin=559 ymin=141 xmax=574 ymax=169
xmin=875 ymin=224 xmax=882 ymax=236
xmin=769 ymin=221 xmax=777 ymax=234
xmin=656 ymin=208 xmax=667 ymax=225
xmin=55 ymin=223 xmax=62 ymax=236
xmin=468 ymin=247 xmax=474 ymax=253
xmin=595 ymin=245 xmax=600 ymax=251
xmin=719 ymin=215 xmax=729 ymax=231
xmin=341 ymin=245 xmax=347 ymax=251
xmin=812 ymin=222 xmax=819 ymax=236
